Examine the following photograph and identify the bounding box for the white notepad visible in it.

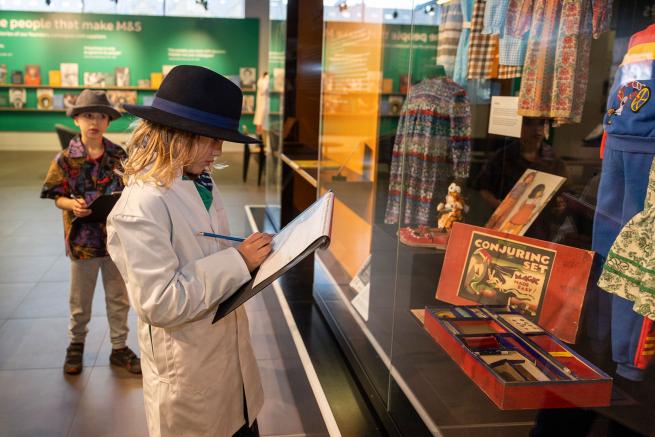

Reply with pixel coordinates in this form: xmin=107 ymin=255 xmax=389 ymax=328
xmin=213 ymin=190 xmax=334 ymax=322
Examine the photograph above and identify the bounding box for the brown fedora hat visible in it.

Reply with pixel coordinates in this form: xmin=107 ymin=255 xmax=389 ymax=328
xmin=67 ymin=89 xmax=121 ymax=120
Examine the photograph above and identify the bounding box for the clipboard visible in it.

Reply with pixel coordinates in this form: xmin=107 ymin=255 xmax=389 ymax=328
xmin=213 ymin=190 xmax=334 ymax=323
xmin=72 ymin=192 xmax=121 ymax=224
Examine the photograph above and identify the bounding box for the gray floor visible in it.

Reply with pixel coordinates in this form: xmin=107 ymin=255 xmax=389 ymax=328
xmin=0 ymin=151 xmax=328 ymax=437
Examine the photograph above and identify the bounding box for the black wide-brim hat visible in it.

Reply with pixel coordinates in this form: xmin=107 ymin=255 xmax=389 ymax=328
xmin=124 ymin=65 xmax=259 ymax=144
xmin=67 ymin=89 xmax=121 ymax=120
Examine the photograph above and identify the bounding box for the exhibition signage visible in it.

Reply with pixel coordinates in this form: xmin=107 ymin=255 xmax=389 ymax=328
xmin=0 ymin=11 xmax=259 ymax=132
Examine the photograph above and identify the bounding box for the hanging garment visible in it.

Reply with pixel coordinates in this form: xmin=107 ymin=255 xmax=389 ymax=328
xmin=483 ymin=0 xmax=509 ymax=34
xmin=437 ymin=1 xmax=464 ymax=77
xmin=468 ymin=0 xmax=521 ymax=80
xmin=516 ymin=0 xmax=612 ymax=124
xmin=482 ymin=0 xmax=528 ymax=67
xmin=453 ymin=0 xmax=474 ymax=86
xmin=599 ymin=159 xmax=655 ymax=321
xmin=384 ymin=77 xmax=472 ymax=226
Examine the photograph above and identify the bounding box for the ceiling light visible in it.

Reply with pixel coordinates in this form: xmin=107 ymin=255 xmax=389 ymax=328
xmin=338 ymin=1 xmax=348 ymax=13
xmin=424 ymin=4 xmax=435 ymax=15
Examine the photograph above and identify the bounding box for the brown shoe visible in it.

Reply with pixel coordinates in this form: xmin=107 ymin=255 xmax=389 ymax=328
xmin=64 ymin=342 xmax=84 ymax=375
xmin=110 ymin=346 xmax=141 ymax=374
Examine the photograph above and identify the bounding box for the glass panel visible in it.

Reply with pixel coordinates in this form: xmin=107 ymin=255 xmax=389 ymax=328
xmin=264 ymin=1 xmax=286 ymax=230
xmin=313 ymin=0 xmax=655 ymax=434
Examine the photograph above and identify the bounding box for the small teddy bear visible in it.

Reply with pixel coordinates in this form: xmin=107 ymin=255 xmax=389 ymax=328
xmin=436 ymin=182 xmax=469 ymax=232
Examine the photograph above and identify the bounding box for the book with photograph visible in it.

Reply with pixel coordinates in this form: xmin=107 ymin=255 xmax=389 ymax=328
xmin=60 ymin=63 xmax=79 ymax=86
xmin=53 ymin=94 xmax=64 ymax=110
xmin=48 ymin=70 xmax=61 ymax=87
xmin=485 ymin=169 xmax=566 ymax=236
xmin=388 ymin=96 xmax=403 ymax=116
xmin=9 ymin=88 xmax=26 ymax=108
xmin=242 ymin=94 xmax=255 ymax=114
xmin=399 ymin=74 xmax=409 ymax=94
xmin=106 ymin=90 xmax=137 ymax=111
xmin=382 ymin=78 xmax=393 ymax=93
xmin=115 ymin=67 xmax=130 ymax=87
xmin=239 ymin=67 xmax=256 ymax=91
xmin=11 ymin=70 xmax=23 ymax=85
xmin=25 ymin=64 xmax=41 ymax=85
xmin=137 ymin=79 xmax=151 ymax=89
xmin=0 ymin=64 xmax=7 ymax=84
xmin=37 ymin=88 xmax=54 ymax=110
xmin=272 ymin=68 xmax=284 ymax=92
xmin=150 ymin=72 xmax=163 ymax=89
xmin=84 ymin=72 xmax=110 ymax=87
xmin=63 ymin=93 xmax=78 ymax=109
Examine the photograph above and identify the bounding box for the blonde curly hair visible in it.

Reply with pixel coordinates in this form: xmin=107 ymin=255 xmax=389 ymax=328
xmin=122 ymin=119 xmax=209 ymax=187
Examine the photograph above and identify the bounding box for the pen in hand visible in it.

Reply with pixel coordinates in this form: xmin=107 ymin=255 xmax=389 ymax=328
xmin=70 ymin=193 xmax=91 ymax=218
xmin=197 ymin=231 xmax=246 ymax=242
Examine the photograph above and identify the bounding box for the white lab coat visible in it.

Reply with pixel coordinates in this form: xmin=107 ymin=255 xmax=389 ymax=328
xmin=106 ymin=176 xmax=264 ymax=437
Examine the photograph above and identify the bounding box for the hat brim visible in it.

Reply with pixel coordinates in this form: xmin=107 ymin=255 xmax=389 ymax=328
xmin=67 ymin=105 xmax=121 ymax=121
xmin=123 ymin=104 xmax=261 ymax=144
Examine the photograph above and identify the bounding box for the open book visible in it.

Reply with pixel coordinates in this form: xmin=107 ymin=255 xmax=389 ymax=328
xmin=213 ymin=190 xmax=335 ymax=322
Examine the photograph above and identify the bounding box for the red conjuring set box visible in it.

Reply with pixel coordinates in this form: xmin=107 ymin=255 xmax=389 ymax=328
xmin=421 ymin=222 xmax=611 ymax=409
xmin=423 ymin=305 xmax=612 ymax=410
xmin=436 ymin=222 xmax=595 ymax=343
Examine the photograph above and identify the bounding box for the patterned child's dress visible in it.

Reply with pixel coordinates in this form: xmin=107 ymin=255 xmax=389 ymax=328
xmin=599 ymin=159 xmax=655 ymax=320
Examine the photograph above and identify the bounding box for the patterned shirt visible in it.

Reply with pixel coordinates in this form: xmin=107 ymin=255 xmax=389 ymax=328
xmin=40 ymin=136 xmax=126 ymax=260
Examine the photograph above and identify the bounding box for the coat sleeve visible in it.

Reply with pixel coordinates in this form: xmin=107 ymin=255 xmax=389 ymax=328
xmin=107 ymin=206 xmax=251 ymax=328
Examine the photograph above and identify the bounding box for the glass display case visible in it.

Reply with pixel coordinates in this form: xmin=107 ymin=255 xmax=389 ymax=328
xmin=294 ymin=0 xmax=655 ymax=435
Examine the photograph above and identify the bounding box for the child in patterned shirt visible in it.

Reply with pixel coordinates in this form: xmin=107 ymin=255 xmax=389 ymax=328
xmin=40 ymin=89 xmax=140 ymax=375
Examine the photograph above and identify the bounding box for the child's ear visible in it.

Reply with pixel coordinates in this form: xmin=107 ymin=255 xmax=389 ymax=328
xmin=72 ymin=117 xmax=80 ymax=127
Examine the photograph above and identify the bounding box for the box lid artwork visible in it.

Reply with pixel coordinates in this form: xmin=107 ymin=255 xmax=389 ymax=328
xmin=436 ymin=223 xmax=594 ymax=343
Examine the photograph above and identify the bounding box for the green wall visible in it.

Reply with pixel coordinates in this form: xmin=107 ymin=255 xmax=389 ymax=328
xmin=0 ymin=11 xmax=259 ymax=133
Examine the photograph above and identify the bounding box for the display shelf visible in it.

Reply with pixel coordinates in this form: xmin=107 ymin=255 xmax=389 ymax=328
xmin=0 ymin=84 xmax=158 ymax=91
xmin=0 ymin=107 xmax=256 ymax=115
xmin=0 ymin=84 xmax=259 ymax=94
xmin=0 ymin=107 xmax=65 ymax=112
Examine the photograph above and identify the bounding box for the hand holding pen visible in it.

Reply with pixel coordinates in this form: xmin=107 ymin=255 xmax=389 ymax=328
xmin=198 ymin=231 xmax=273 ymax=272
xmin=70 ymin=193 xmax=92 ymax=218
xmin=237 ymin=233 xmax=273 ymax=272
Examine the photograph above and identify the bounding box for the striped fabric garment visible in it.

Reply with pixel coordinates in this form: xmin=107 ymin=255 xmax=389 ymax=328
xmin=385 ymin=77 xmax=472 ymax=226
xmin=437 ymin=0 xmax=464 ymax=77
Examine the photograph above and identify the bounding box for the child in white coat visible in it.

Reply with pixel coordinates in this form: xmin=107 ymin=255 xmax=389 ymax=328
xmin=107 ymin=65 xmax=271 ymax=437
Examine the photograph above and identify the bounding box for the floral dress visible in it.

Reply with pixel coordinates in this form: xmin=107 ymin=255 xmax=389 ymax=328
xmin=598 ymin=159 xmax=655 ymax=320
